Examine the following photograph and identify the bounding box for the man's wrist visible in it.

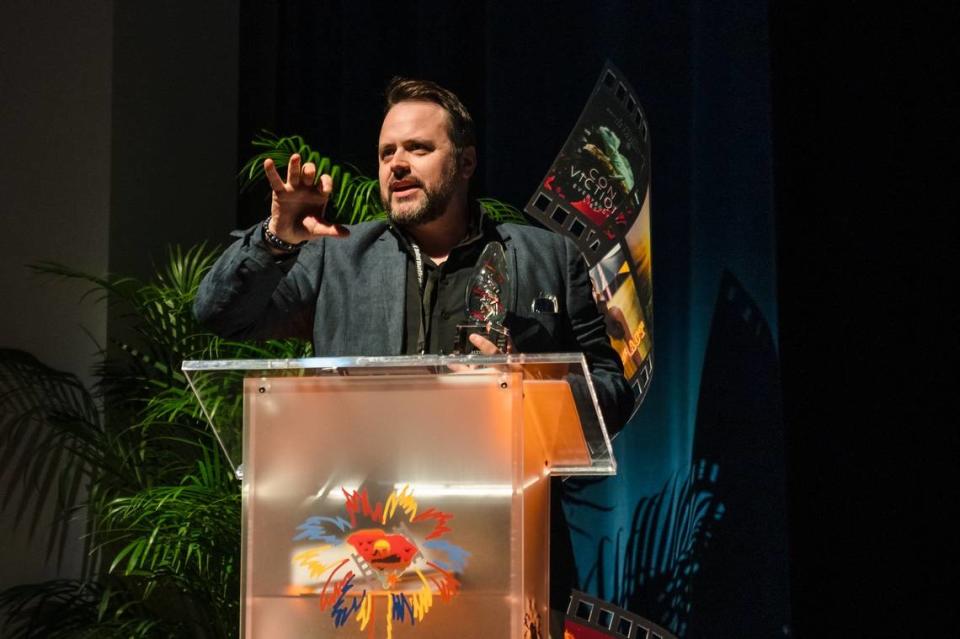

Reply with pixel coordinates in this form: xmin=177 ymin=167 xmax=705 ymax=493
xmin=261 ymin=217 xmax=307 ymax=253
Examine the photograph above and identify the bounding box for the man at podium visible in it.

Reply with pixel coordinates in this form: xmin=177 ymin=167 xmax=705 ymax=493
xmin=194 ymin=77 xmax=633 ymax=433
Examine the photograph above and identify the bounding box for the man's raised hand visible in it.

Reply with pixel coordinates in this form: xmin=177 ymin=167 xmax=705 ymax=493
xmin=264 ymin=153 xmax=349 ymax=245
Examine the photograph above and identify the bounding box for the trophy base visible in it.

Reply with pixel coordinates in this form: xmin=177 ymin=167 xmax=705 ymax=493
xmin=454 ymin=323 xmax=510 ymax=354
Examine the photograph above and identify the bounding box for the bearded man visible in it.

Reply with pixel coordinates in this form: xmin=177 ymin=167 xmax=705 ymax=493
xmin=195 ymin=77 xmax=632 ymax=430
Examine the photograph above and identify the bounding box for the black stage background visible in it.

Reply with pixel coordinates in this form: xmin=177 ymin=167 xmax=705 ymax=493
xmin=772 ymin=2 xmax=956 ymax=635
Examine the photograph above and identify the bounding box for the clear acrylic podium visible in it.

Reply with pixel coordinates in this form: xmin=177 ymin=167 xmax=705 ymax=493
xmin=182 ymin=354 xmax=616 ymax=638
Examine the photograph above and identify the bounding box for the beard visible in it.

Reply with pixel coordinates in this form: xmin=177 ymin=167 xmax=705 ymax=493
xmin=383 ymin=159 xmax=459 ymax=228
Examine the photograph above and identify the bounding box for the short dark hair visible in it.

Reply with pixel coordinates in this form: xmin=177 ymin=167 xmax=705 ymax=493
xmin=384 ymin=77 xmax=476 ymax=152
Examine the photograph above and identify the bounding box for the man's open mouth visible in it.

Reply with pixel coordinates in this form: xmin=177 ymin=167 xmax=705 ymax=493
xmin=391 ymin=180 xmax=421 ymax=196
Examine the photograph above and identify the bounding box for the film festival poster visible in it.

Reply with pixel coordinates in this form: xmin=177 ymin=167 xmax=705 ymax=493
xmin=525 ymin=61 xmax=654 ymax=405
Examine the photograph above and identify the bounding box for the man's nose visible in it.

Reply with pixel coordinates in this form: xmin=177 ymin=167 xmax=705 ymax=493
xmin=389 ymin=149 xmax=410 ymax=174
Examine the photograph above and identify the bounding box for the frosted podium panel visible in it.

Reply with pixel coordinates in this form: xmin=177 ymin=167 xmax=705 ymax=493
xmin=241 ymin=372 xmax=518 ymax=637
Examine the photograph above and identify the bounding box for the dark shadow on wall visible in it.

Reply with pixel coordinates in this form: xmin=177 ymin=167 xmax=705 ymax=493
xmin=685 ymin=270 xmax=790 ymax=637
xmin=564 ymin=270 xmax=788 ymax=638
xmin=563 ymin=458 xmax=723 ymax=637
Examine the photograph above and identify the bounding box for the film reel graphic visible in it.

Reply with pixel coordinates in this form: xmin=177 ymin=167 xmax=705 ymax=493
xmin=564 ymin=590 xmax=677 ymax=639
xmin=524 ymin=61 xmax=650 ymax=266
xmin=525 ymin=61 xmax=655 ymax=409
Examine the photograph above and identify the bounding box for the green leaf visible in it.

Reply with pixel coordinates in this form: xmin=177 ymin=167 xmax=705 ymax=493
xmin=239 ymin=130 xmax=387 ymax=225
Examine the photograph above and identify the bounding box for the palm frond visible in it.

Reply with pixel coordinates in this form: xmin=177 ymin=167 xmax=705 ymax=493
xmin=28 ymin=262 xmax=139 ymax=307
xmin=478 ymin=197 xmax=529 ymax=225
xmin=0 ymin=349 xmax=100 ymax=565
xmin=0 ymin=579 xmax=167 ymax=639
xmin=239 ymin=131 xmax=387 ymax=225
xmin=100 ymin=450 xmax=239 ymax=612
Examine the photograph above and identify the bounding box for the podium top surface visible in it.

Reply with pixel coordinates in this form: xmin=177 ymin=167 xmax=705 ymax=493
xmin=182 ymin=353 xmax=616 ymax=478
xmin=181 ymin=352 xmax=585 ymax=371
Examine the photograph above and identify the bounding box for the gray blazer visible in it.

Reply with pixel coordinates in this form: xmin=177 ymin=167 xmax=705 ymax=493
xmin=194 ymin=220 xmax=634 ymax=432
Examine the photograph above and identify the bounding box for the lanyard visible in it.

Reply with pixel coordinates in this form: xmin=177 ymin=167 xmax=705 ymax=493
xmin=411 ymin=242 xmax=430 ymax=354
xmin=411 ymin=242 xmax=424 ymax=289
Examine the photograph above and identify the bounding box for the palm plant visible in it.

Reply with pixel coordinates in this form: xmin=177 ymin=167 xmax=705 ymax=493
xmin=0 ymin=246 xmax=309 ymax=638
xmin=0 ymin=134 xmax=530 ymax=637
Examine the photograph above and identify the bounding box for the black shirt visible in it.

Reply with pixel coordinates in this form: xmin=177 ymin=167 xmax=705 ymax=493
xmin=394 ymin=211 xmax=501 ymax=355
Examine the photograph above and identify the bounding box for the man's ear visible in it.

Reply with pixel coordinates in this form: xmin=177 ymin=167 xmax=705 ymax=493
xmin=458 ymin=146 xmax=477 ymax=179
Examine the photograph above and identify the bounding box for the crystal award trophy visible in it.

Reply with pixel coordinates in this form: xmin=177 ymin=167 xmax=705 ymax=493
xmin=455 ymin=242 xmax=511 ymax=353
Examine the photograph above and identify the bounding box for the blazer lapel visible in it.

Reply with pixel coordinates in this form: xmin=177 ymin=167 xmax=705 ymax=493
xmin=373 ymin=234 xmax=406 ymax=354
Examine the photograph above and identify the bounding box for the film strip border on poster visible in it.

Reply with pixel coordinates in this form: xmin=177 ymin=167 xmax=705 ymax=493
xmin=620 ymin=241 xmax=653 ymax=402
xmin=565 ymin=590 xmax=677 ymax=639
xmin=524 ymin=61 xmax=654 ymax=410
xmin=524 ymin=62 xmax=649 ymax=265
xmin=629 ymin=332 xmax=653 ymax=401
xmin=587 ymin=187 xmax=654 ymax=406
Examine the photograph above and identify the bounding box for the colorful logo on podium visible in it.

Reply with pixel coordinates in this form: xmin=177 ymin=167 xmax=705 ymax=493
xmin=290 ymin=485 xmax=470 ymax=636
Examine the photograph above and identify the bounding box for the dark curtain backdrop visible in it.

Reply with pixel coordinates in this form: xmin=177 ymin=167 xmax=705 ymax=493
xmin=771 ymin=2 xmax=957 ymax=637
xmin=235 ymin=1 xmax=787 ymax=637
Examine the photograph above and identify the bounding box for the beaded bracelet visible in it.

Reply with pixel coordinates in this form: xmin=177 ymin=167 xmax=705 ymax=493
xmin=261 ymin=218 xmax=307 ymax=252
